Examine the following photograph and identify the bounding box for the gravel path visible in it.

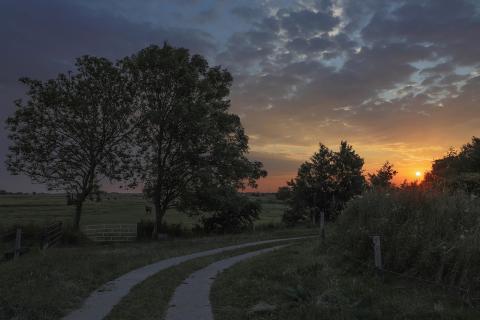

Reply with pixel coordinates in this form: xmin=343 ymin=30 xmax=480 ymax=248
xmin=62 ymin=236 xmax=311 ymax=320
xmin=164 ymin=245 xmax=286 ymax=320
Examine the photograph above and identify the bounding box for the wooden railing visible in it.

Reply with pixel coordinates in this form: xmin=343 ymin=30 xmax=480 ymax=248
xmin=1 ymin=221 xmax=64 ymax=262
xmin=41 ymin=221 xmax=63 ymax=249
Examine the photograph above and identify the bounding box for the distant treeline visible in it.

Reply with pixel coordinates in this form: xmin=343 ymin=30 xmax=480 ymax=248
xmin=0 ymin=190 xmax=33 ymax=195
xmin=0 ymin=190 xmax=141 ymax=196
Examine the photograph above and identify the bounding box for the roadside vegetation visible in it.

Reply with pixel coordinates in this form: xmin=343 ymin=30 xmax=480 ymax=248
xmin=336 ymin=188 xmax=480 ymax=293
xmin=211 ymin=239 xmax=480 ymax=320
xmin=331 ymin=137 xmax=480 ymax=295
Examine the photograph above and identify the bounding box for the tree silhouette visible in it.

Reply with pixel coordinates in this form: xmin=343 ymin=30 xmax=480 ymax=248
xmin=121 ymin=44 xmax=266 ymax=234
xmin=368 ymin=161 xmax=397 ymax=189
xmin=6 ymin=56 xmax=135 ymax=230
xmin=283 ymin=141 xmax=365 ymax=225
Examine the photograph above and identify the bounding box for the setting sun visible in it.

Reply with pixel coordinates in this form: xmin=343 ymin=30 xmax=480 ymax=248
xmin=415 ymin=171 xmax=422 ymax=178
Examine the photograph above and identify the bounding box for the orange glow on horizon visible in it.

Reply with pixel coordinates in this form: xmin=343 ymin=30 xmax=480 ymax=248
xmin=249 ymin=168 xmax=429 ymax=193
xmin=246 ymin=139 xmax=451 ymax=192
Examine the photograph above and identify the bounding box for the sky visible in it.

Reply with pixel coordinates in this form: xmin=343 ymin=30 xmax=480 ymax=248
xmin=0 ymin=0 xmax=479 ymax=192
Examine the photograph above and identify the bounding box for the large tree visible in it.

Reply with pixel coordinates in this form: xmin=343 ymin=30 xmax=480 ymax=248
xmin=121 ymin=44 xmax=266 ymax=233
xmin=6 ymin=56 xmax=135 ymax=230
xmin=283 ymin=141 xmax=365 ymax=225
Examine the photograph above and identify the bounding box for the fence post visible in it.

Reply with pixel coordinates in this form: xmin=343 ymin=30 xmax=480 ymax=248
xmin=372 ymin=235 xmax=382 ymax=271
xmin=320 ymin=211 xmax=325 ymax=240
xmin=14 ymin=228 xmax=22 ymax=260
xmin=41 ymin=226 xmax=48 ymax=250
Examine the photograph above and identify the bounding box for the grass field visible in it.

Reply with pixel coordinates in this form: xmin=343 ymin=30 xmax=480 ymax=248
xmin=0 ymin=193 xmax=286 ymax=229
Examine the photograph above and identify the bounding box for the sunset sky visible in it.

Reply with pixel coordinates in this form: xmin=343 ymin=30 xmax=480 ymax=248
xmin=1 ymin=0 xmax=479 ymax=192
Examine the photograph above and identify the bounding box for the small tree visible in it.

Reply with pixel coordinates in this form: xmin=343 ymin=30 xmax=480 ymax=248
xmin=283 ymin=141 xmax=365 ymax=225
xmin=122 ymin=44 xmax=266 ymax=233
xmin=276 ymin=186 xmax=291 ymax=200
xmin=368 ymin=161 xmax=397 ymax=189
xmin=6 ymin=56 xmax=135 ymax=230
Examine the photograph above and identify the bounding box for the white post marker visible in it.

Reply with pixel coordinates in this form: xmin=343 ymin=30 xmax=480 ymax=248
xmin=14 ymin=228 xmax=22 ymax=260
xmin=372 ymin=235 xmax=382 ymax=270
xmin=320 ymin=211 xmax=325 ymax=240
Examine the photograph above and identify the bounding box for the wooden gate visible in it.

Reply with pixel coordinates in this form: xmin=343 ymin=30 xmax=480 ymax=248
xmin=83 ymin=224 xmax=137 ymax=242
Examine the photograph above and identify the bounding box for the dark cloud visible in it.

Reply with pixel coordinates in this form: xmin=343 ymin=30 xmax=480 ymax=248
xmin=231 ymin=5 xmax=263 ymax=22
xmin=278 ymin=9 xmax=340 ymax=36
xmin=2 ymin=0 xmax=480 ymax=191
xmin=362 ymin=0 xmax=480 ymax=64
xmin=287 ymin=36 xmax=336 ymax=53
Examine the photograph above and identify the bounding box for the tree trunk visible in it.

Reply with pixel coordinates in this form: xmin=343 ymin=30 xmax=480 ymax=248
xmin=73 ymin=202 xmax=83 ymax=231
xmin=153 ymin=200 xmax=167 ymax=237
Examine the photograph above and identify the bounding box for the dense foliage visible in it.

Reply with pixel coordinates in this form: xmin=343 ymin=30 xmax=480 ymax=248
xmin=200 ymin=195 xmax=261 ymax=233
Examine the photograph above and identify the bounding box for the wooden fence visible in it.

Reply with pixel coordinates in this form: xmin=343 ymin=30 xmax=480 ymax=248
xmin=1 ymin=221 xmax=64 ymax=262
xmin=83 ymin=224 xmax=137 ymax=242
xmin=2 ymin=228 xmax=26 ymax=261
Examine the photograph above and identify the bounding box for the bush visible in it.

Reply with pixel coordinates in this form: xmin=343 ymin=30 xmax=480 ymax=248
xmin=252 ymin=222 xmax=285 ymax=231
xmin=335 ymin=187 xmax=480 ymax=292
xmin=200 ymin=197 xmax=260 ymax=234
xmin=161 ymin=223 xmax=189 ymax=237
xmin=137 ymin=220 xmax=155 ymax=240
xmin=282 ymin=208 xmax=308 ymax=227
xmin=61 ymin=225 xmax=90 ymax=246
xmin=276 ymin=186 xmax=291 ymax=200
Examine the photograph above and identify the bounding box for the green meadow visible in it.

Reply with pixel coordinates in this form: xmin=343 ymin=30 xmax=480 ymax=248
xmin=0 ymin=193 xmax=286 ymax=229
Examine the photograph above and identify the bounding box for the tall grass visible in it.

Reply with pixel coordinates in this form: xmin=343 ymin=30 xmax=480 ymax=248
xmin=336 ymin=187 xmax=480 ymax=292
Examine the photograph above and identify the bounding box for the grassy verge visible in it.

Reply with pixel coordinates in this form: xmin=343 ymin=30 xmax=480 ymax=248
xmin=0 ymin=227 xmax=314 ymax=320
xmin=211 ymin=238 xmax=480 ymax=319
xmin=105 ymin=242 xmax=290 ymax=320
